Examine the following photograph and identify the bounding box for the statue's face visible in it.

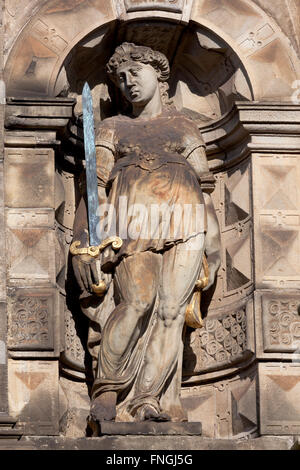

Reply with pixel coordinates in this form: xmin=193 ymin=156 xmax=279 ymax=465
xmin=116 ymin=61 xmax=159 ymax=106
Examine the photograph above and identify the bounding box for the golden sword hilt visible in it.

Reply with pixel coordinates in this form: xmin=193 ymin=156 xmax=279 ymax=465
xmin=70 ymin=236 xmax=123 ymax=296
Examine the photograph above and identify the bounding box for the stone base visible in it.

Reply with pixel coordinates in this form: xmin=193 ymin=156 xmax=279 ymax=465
xmin=99 ymin=421 xmax=202 ymax=436
xmin=87 ymin=418 xmax=202 ymax=437
xmin=0 ymin=415 xmax=23 ymax=439
xmin=0 ymin=435 xmax=298 ymax=450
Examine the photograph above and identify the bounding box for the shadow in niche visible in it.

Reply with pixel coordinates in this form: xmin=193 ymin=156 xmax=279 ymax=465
xmin=57 ymin=22 xmax=120 ymax=125
xmin=56 ymin=19 xmax=253 ymax=130
xmin=64 ymin=253 xmax=94 ymax=387
xmin=200 ymin=280 xmax=218 ymax=319
xmin=182 ymin=326 xmax=197 ymax=373
xmin=99 ymin=96 xmax=115 ymax=121
xmin=63 ymin=248 xmax=107 ymax=437
xmin=168 ymin=24 xmax=253 ymax=122
xmin=54 ymin=150 xmax=93 ymax=389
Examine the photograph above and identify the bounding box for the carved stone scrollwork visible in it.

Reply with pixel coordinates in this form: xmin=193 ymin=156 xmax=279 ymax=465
xmin=7 ymin=289 xmax=55 ymax=351
xmin=60 ymin=306 xmax=87 ymax=380
xmin=9 ymin=297 xmax=49 ymax=347
xmin=261 ymin=294 xmax=300 ymax=353
xmin=183 ymin=298 xmax=254 ymax=378
xmin=64 ymin=308 xmax=85 ymax=366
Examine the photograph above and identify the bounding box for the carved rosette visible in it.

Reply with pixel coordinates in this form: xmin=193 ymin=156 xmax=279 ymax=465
xmin=259 ymin=294 xmax=300 ymax=353
xmin=183 ymin=300 xmax=254 ymax=377
xmin=267 ymin=299 xmax=300 ymax=349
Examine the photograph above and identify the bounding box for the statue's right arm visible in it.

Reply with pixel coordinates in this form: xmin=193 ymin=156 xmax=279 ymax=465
xmin=72 ymin=144 xmax=115 ymax=293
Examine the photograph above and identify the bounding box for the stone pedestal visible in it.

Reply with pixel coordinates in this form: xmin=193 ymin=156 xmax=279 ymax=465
xmin=91 ymin=421 xmax=202 ymax=437
xmin=0 ymin=435 xmax=297 ymax=451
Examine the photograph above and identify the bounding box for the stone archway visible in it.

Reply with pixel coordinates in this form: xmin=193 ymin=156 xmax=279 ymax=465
xmin=5 ymin=0 xmax=300 ymax=103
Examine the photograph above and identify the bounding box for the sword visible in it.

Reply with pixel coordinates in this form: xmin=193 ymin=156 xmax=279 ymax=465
xmin=83 ymin=80 xmax=100 ymax=248
xmin=70 ymin=82 xmax=122 ymax=295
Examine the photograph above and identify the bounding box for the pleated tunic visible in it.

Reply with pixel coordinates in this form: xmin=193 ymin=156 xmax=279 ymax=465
xmin=95 ymin=107 xmax=207 ymax=266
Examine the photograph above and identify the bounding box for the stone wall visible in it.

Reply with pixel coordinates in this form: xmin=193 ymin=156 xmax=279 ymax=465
xmin=2 ymin=0 xmax=300 ymax=444
xmin=253 ymin=0 xmax=300 ymax=59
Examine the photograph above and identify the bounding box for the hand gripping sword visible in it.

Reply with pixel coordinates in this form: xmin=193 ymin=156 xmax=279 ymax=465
xmin=70 ymin=82 xmax=122 ymax=296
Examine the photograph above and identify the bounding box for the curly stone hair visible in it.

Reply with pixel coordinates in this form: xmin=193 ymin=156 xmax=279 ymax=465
xmin=106 ymin=42 xmax=171 ymax=105
xmin=107 ymin=42 xmax=170 ymax=82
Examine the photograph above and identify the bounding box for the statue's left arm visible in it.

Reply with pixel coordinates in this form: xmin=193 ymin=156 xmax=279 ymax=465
xmin=183 ymin=133 xmax=221 ymax=291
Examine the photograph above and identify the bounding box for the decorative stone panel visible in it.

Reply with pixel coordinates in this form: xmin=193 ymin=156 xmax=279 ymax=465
xmin=254 ymin=291 xmax=300 ymax=360
xmin=4 ymin=149 xmax=55 ymax=208
xmin=7 ymin=288 xmax=59 ymax=357
xmin=183 ymin=297 xmax=254 ymax=377
xmin=209 ymin=159 xmax=253 ymax=310
xmin=5 ymin=0 xmax=116 ymax=97
xmin=6 ymin=224 xmax=56 ymax=285
xmin=262 ymin=294 xmax=300 ymax=353
xmin=221 ymin=161 xmax=253 ymax=300
xmin=6 ymin=208 xmax=54 ymax=228
xmin=181 ymin=365 xmax=257 ymax=438
xmin=259 ymin=363 xmax=300 ymax=435
xmin=8 ymin=359 xmax=59 ymax=435
xmin=252 ymin=154 xmax=300 ymax=289
xmin=192 ymin=0 xmax=300 ymax=101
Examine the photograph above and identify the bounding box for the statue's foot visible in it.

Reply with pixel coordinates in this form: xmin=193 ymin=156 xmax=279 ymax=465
xmin=162 ymin=404 xmax=188 ymax=422
xmin=141 ymin=405 xmax=171 ymax=422
xmin=90 ymin=391 xmax=117 ymax=422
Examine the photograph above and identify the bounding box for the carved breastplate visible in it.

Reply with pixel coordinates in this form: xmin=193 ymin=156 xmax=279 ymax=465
xmin=109 ymin=150 xmax=189 ymax=184
xmin=108 ymin=111 xmax=195 ymax=181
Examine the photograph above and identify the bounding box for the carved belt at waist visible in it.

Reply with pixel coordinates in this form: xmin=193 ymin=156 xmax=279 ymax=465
xmin=108 ymin=152 xmax=190 ymax=181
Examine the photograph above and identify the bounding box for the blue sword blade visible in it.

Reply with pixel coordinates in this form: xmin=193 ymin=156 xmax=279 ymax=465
xmin=82 ymin=82 xmax=100 ymax=247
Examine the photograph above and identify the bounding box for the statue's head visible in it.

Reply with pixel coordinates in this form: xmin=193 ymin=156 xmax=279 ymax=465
xmin=106 ymin=42 xmax=170 ymax=106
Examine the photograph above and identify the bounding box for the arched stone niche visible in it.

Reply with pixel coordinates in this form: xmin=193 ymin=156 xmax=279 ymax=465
xmin=52 ymin=19 xmax=254 ymax=128
xmin=5 ymin=0 xmax=300 ymax=104
xmin=37 ymin=9 xmax=259 ymax=393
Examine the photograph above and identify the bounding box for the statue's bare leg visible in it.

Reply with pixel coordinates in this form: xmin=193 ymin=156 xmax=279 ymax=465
xmin=91 ymin=251 xmax=161 ymax=421
xmin=134 ymin=234 xmax=205 ymax=421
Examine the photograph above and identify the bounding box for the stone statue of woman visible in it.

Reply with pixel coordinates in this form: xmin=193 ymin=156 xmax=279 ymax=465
xmin=72 ymin=43 xmax=221 ymax=424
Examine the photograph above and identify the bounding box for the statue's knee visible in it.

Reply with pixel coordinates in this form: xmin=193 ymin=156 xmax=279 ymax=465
xmin=132 ymin=298 xmax=152 ymax=318
xmin=158 ymin=301 xmax=182 ymax=327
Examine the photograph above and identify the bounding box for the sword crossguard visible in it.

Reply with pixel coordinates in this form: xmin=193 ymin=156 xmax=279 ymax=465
xmin=71 ymin=236 xmax=123 ymax=297
xmin=70 ymin=236 xmax=123 ymax=258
